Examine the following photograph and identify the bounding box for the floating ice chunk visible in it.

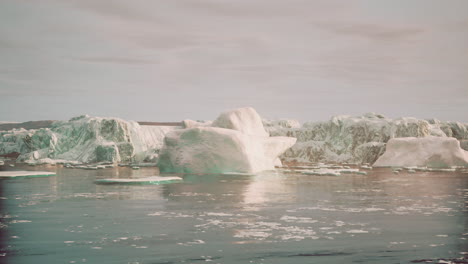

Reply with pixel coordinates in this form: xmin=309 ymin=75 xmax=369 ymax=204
xmin=0 ymin=171 xmax=56 ymax=178
xmin=339 ymin=169 xmax=367 ymax=175
xmin=222 ymin=172 xmax=256 ymax=176
xmin=280 ymin=215 xmax=318 ymax=224
xmin=346 ymin=229 xmax=369 ymax=234
xmin=10 ymin=220 xmax=32 ymax=223
xmin=374 ymin=136 xmax=468 ymax=168
xmin=300 ymin=168 xmax=367 ymax=176
xmin=301 ymin=169 xmax=341 ymax=176
xmin=427 ymin=168 xmax=456 ymax=172
xmin=94 ymin=176 xmax=182 ymax=185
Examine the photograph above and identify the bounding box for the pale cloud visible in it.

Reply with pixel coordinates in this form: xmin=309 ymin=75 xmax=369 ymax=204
xmin=0 ymin=0 xmax=467 ymax=122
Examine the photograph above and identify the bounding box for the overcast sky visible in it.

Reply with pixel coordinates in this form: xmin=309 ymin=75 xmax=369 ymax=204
xmin=0 ymin=0 xmax=467 ymax=122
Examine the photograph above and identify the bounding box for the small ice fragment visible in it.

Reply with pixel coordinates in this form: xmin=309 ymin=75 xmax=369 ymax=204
xmin=0 ymin=171 xmax=56 ymax=178
xmin=94 ymin=176 xmax=182 ymax=185
xmin=346 ymin=229 xmax=368 ymax=234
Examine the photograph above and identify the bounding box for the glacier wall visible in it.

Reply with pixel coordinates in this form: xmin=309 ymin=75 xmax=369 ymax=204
xmin=0 ymin=115 xmax=177 ymax=164
xmin=265 ymin=113 xmax=468 ymax=165
xmin=1 ymin=111 xmax=467 ymax=167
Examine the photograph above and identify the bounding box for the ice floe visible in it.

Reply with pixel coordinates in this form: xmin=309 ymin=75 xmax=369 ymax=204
xmin=94 ymin=176 xmax=182 ymax=185
xmin=0 ymin=171 xmax=56 ymax=178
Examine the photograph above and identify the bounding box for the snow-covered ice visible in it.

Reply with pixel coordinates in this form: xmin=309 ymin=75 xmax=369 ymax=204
xmin=374 ymin=136 xmax=468 ymax=168
xmin=158 ymin=107 xmax=296 ymax=174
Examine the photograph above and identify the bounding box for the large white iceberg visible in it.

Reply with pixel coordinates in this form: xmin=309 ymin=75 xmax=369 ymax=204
xmin=158 ymin=107 xmax=296 ymax=174
xmin=373 ymin=136 xmax=468 ymax=168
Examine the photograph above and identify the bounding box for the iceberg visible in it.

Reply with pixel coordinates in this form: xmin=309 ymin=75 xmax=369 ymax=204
xmin=158 ymin=107 xmax=296 ymax=174
xmin=373 ymin=136 xmax=468 ymax=168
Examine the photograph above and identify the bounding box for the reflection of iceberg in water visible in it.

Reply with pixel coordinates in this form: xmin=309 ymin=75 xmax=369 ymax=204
xmin=242 ymin=171 xmax=296 ymax=207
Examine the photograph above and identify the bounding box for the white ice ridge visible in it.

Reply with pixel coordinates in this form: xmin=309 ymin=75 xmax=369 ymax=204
xmin=266 ymin=113 xmax=468 ymax=165
xmin=374 ymin=136 xmax=468 ymax=168
xmin=0 ymin=171 xmax=56 ymax=178
xmin=0 ymin=115 xmax=178 ymax=164
xmin=158 ymin=107 xmax=297 ymax=174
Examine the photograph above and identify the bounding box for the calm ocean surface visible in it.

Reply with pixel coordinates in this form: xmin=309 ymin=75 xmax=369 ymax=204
xmin=1 ymin=165 xmax=467 ymax=264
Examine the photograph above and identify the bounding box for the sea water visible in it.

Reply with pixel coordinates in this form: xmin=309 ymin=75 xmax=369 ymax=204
xmin=0 ymin=165 xmax=467 ymax=264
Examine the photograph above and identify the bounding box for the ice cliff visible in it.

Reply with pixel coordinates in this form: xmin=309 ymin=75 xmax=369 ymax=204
xmin=157 ymin=107 xmax=297 ymax=174
xmin=0 ymin=115 xmax=177 ymax=164
xmin=266 ymin=113 xmax=468 ymax=165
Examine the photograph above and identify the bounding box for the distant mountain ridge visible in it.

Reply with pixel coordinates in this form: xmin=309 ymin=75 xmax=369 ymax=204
xmin=0 ymin=120 xmax=57 ymax=131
